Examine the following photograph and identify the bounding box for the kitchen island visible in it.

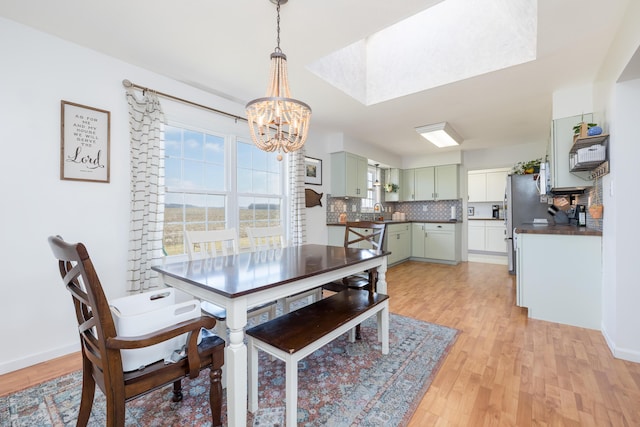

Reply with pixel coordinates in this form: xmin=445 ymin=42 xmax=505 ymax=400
xmin=514 ymin=224 xmax=602 ymax=330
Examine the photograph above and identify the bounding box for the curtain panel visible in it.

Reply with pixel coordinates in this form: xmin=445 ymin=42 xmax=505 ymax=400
xmin=125 ymin=90 xmax=165 ymax=291
xmin=288 ymin=150 xmax=306 ymax=246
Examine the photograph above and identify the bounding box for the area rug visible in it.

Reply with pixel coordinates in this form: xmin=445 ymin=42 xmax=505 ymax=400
xmin=0 ymin=314 xmax=458 ymax=427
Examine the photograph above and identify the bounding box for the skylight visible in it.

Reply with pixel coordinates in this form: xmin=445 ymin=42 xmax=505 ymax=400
xmin=308 ymin=0 xmax=537 ymax=105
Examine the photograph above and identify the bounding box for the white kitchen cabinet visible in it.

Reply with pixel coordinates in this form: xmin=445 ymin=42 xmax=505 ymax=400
xmin=385 ymin=223 xmax=411 ymax=265
xmin=330 ymin=152 xmax=368 ymax=198
xmin=467 ymin=172 xmax=487 ymax=202
xmin=402 ymin=165 xmax=459 ymax=201
xmin=467 ymin=221 xmax=486 ymax=251
xmin=468 ymin=169 xmax=508 ymax=202
xmin=486 ymin=170 xmax=508 ymax=201
xmin=515 ymin=231 xmax=601 ymax=329
xmin=485 ymin=222 xmax=507 ymax=252
xmin=468 ymin=220 xmax=507 ymax=253
xmin=411 ymin=222 xmax=460 ymax=264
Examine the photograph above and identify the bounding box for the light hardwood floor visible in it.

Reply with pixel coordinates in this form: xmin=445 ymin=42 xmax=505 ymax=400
xmin=2 ymin=261 xmax=639 ymax=425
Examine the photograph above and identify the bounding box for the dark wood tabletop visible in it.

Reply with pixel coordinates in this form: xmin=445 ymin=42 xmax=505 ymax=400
xmin=152 ymin=244 xmax=388 ymax=299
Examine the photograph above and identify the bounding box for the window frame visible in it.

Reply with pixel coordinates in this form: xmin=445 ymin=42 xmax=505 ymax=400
xmin=162 ymin=117 xmax=287 ymax=256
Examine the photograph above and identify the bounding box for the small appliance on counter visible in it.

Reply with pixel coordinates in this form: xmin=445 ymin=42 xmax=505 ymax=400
xmin=492 ymin=204 xmax=500 ymax=219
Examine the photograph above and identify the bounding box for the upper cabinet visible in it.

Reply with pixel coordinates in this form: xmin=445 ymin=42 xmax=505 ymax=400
xmin=330 ymin=152 xmax=368 ymax=198
xmin=468 ymin=169 xmax=509 ymax=202
xmin=401 ymin=165 xmax=459 ymax=201
xmin=383 ymin=168 xmax=400 ymax=202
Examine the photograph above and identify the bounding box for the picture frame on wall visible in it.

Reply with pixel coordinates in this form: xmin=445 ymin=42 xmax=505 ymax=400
xmin=304 ymin=156 xmax=322 ymax=185
xmin=60 ymin=100 xmax=111 ymax=183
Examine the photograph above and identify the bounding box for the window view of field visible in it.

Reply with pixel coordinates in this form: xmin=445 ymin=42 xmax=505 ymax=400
xmin=163 ymin=204 xmax=281 ymax=255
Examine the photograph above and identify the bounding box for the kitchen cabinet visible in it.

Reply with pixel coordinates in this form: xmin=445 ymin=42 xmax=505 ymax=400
xmin=468 ymin=169 xmax=509 ymax=202
xmin=401 ymin=165 xmax=459 ymax=201
xmin=383 ymin=168 xmax=400 ymax=202
xmin=411 ymin=222 xmax=460 ymax=264
xmin=327 ymin=226 xmax=345 ymax=246
xmin=485 ymin=222 xmax=507 ymax=252
xmin=385 ymin=223 xmax=411 ymax=265
xmin=468 ymin=221 xmax=485 ymax=251
xmin=515 ymin=232 xmax=601 ymax=329
xmin=330 ymin=152 xmax=368 ymax=198
xmin=468 ymin=220 xmax=507 ymax=253
xmin=328 ymin=225 xmax=377 ymax=250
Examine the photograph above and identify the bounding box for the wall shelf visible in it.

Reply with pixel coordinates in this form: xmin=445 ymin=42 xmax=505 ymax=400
xmin=569 ymin=134 xmax=609 ymax=173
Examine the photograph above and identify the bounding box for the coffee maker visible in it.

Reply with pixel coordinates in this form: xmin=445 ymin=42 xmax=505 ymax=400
xmin=492 ymin=204 xmax=500 ymax=219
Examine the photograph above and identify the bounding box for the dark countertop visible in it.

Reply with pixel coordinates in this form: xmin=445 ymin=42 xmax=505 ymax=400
xmin=514 ymin=224 xmax=602 ymax=236
xmin=468 ymin=218 xmax=504 ymax=221
xmin=327 ymin=220 xmax=461 ymax=226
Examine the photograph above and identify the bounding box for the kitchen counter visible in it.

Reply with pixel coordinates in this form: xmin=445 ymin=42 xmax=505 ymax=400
xmin=327 ymin=219 xmax=461 ymax=226
xmin=468 ymin=218 xmax=504 ymax=221
xmin=515 ymin=224 xmax=602 ymax=236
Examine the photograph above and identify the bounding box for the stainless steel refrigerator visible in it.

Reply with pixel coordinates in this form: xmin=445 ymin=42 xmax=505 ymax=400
xmin=505 ymin=174 xmax=550 ymax=274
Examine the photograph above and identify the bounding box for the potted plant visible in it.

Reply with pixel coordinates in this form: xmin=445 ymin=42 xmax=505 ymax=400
xmin=384 ymin=183 xmax=400 ymax=193
xmin=512 ymin=158 xmax=542 ymax=175
xmin=573 ymin=114 xmax=598 ymax=140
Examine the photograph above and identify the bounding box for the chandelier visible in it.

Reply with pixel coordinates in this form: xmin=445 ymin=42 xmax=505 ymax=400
xmin=246 ymin=0 xmax=311 ymax=161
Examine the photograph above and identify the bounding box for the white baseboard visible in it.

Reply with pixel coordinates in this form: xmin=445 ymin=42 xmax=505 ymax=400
xmin=467 ymin=253 xmax=508 ymax=265
xmin=0 ymin=343 xmax=79 ymax=375
xmin=601 ymin=324 xmax=640 ymax=363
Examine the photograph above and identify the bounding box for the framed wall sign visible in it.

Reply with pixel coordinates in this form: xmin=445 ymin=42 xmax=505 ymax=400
xmin=60 ymin=100 xmax=110 ymax=183
xmin=304 ymin=156 xmax=322 ymax=185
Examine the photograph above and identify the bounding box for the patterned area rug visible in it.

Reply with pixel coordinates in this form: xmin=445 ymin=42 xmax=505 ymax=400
xmin=0 ymin=314 xmax=458 ymax=426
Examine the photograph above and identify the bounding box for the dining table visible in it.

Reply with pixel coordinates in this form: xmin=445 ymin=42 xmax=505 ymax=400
xmin=151 ymin=243 xmax=389 ymax=427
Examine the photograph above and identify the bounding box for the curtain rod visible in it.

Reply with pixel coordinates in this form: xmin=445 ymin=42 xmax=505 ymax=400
xmin=122 ymin=79 xmax=247 ymax=123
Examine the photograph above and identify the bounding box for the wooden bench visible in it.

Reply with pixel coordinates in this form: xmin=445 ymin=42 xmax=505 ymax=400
xmin=246 ymin=288 xmax=389 ymax=427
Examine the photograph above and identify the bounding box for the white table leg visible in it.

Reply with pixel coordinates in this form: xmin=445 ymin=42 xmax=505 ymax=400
xmin=225 ymin=300 xmax=248 ymax=427
xmin=376 ymin=256 xmax=388 ymax=294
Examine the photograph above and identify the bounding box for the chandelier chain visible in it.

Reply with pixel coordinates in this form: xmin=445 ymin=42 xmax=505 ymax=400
xmin=275 ymin=0 xmax=281 ymax=52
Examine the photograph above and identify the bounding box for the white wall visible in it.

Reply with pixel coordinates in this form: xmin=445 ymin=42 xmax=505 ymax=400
xmin=0 ymin=17 xmax=250 ymax=373
xmin=592 ymin=0 xmax=640 ymax=362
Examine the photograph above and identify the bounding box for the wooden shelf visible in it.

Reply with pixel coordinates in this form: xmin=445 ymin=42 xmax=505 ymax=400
xmin=569 ymin=134 xmax=609 ymax=154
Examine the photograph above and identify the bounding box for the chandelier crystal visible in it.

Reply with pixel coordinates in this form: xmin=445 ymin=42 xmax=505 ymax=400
xmin=246 ymin=0 xmax=311 ymax=160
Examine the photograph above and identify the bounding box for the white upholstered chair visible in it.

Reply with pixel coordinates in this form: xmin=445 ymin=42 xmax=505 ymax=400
xmin=247 ymin=226 xmax=322 ymax=313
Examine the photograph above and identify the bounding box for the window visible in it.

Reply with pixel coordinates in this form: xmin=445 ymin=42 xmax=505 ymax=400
xmin=360 ymin=165 xmax=379 ymax=212
xmin=163 ymin=124 xmax=284 ymax=255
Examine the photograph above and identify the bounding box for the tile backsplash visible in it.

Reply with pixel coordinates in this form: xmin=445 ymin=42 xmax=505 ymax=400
xmin=326 ymin=195 xmax=462 ymax=223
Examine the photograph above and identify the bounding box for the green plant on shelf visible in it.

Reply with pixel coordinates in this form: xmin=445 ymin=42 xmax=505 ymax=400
xmin=512 ymin=158 xmax=542 ymax=175
xmin=384 ymin=183 xmax=400 ymax=193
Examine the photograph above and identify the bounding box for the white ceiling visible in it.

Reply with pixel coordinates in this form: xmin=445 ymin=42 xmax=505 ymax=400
xmin=0 ymin=0 xmax=631 ymax=158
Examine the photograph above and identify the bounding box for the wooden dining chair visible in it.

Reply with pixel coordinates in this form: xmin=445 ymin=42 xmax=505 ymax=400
xmin=247 ymin=226 xmax=322 ymax=313
xmin=322 ymin=221 xmax=387 ymax=338
xmin=185 ymin=229 xmax=277 ymax=334
xmin=48 ymin=235 xmax=225 ymax=427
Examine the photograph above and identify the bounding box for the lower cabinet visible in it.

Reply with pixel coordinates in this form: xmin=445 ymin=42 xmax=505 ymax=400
xmin=515 ymin=232 xmax=601 ymax=329
xmin=411 ymin=223 xmax=461 ymax=264
xmin=468 ymin=220 xmax=507 ymax=253
xmin=385 ymin=223 xmax=411 ymax=265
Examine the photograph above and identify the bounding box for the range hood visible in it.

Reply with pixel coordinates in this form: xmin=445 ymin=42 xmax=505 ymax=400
xmin=550 ymin=186 xmax=589 ymax=195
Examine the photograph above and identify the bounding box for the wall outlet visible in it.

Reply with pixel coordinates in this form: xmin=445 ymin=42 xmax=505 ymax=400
xmin=351 ymin=205 xmax=357 ymax=212
xmin=330 ymin=205 xmax=335 ymax=212
xmin=422 ymin=205 xmax=428 ymax=212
